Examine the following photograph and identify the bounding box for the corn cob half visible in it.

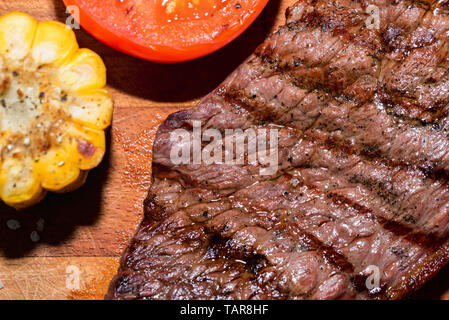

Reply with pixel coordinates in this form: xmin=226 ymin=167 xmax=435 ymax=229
xmin=0 ymin=12 xmax=113 ymax=209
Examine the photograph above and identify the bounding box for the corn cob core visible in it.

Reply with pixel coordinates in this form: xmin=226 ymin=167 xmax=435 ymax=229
xmin=0 ymin=12 xmax=113 ymax=209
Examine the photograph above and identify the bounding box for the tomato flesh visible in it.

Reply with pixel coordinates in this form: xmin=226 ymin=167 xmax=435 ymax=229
xmin=64 ymin=0 xmax=269 ymax=62
xmin=155 ymin=0 xmax=226 ymax=23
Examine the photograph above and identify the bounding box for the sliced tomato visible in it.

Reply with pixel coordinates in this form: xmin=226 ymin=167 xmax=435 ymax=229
xmin=63 ymin=0 xmax=269 ymax=63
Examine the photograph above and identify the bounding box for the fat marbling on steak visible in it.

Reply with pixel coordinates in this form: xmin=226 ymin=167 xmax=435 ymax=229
xmin=107 ymin=0 xmax=449 ymax=299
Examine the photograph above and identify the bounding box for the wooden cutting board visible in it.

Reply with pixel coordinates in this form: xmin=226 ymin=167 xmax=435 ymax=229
xmin=0 ymin=0 xmax=448 ymax=300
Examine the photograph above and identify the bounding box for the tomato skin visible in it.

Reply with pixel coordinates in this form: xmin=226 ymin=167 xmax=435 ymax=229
xmin=63 ymin=0 xmax=269 ymax=63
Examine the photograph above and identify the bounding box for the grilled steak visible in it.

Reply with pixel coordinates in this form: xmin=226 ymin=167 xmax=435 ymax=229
xmin=107 ymin=0 xmax=449 ymax=300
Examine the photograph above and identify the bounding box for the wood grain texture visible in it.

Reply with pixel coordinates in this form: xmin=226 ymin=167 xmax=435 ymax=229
xmin=0 ymin=257 xmax=119 ymax=299
xmin=0 ymin=0 xmax=447 ymax=300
